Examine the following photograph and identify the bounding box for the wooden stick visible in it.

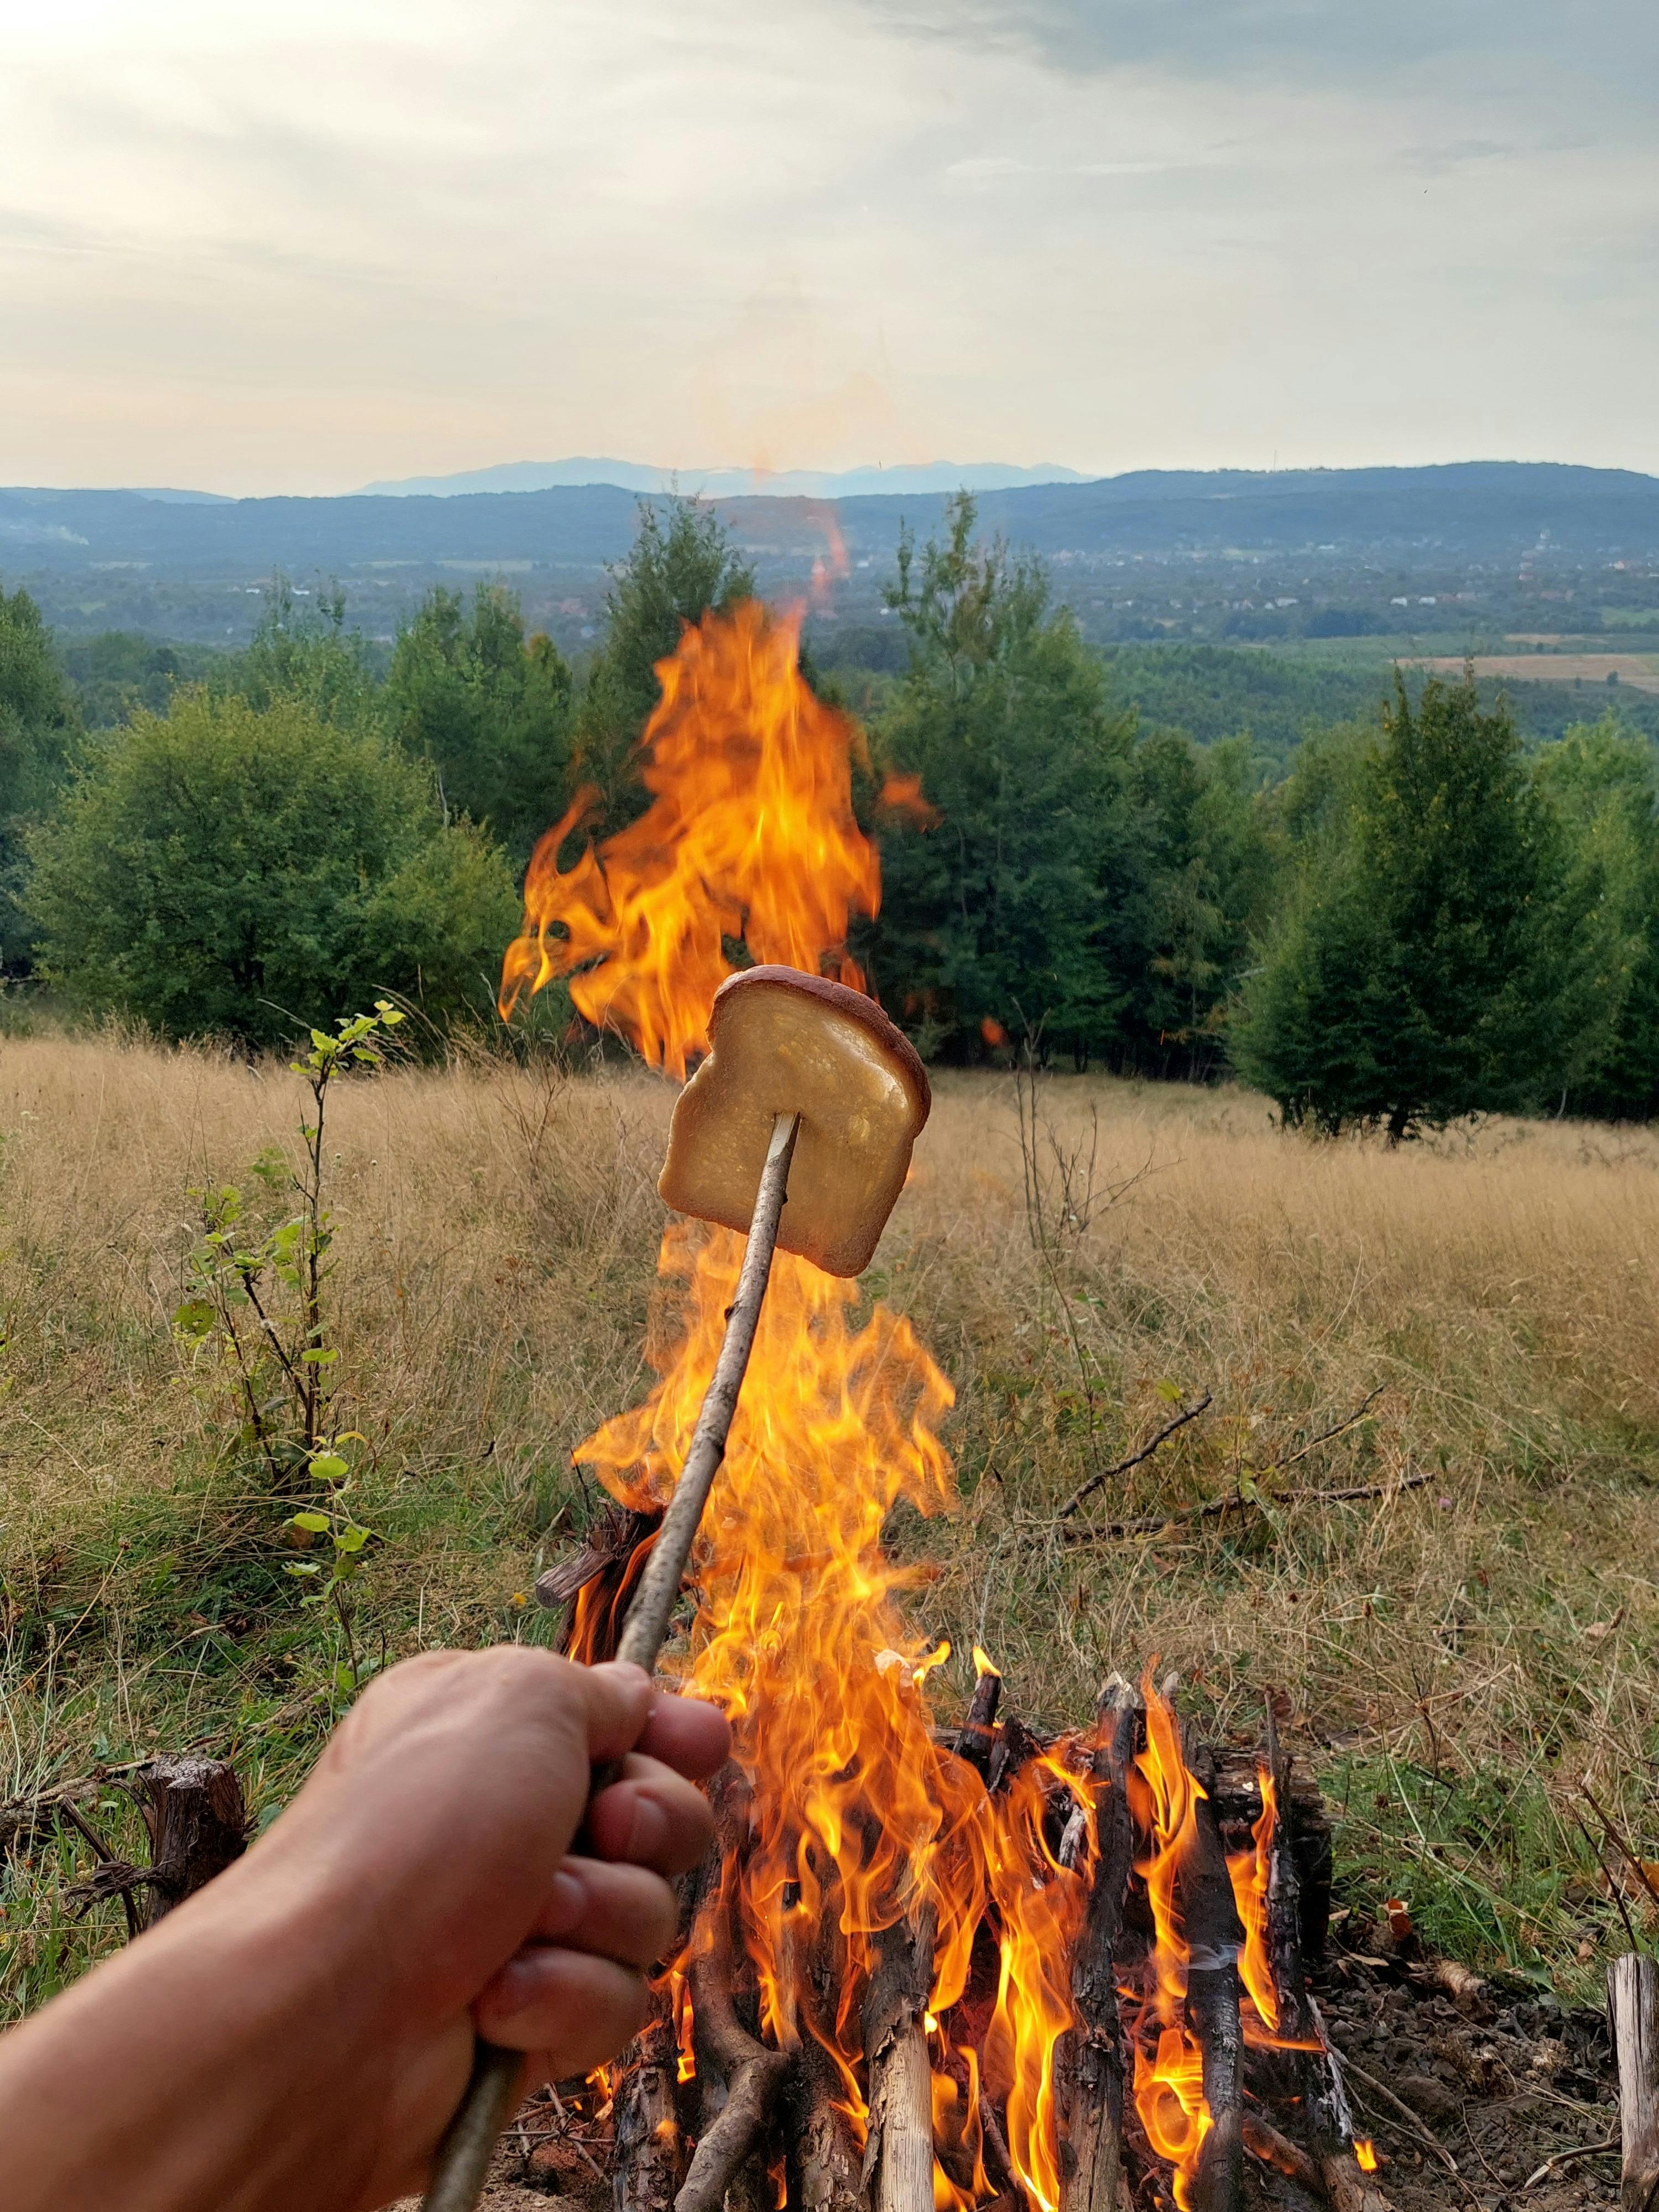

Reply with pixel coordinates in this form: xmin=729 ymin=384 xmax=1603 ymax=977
xmin=861 ymin=1908 xmax=937 ymax=2212
xmin=1182 ymin=1743 xmax=1245 ymax=2212
xmin=422 ymin=1112 xmax=801 ymax=2212
xmin=1241 ymin=2112 xmax=1321 ymax=2192
xmin=1609 ymin=1954 xmax=1659 ymax=2212
xmin=1058 ymin=1681 xmax=1138 ymax=2212
xmin=617 ymin=1111 xmax=801 ymax=1670
xmin=954 ymin=1663 xmax=1003 ymax=1781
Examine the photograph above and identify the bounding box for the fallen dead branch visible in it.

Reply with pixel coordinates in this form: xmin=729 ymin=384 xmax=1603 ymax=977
xmin=1054 ymin=1395 xmax=1213 ymax=1520
xmin=1055 ymin=1465 xmax=1432 ymax=1545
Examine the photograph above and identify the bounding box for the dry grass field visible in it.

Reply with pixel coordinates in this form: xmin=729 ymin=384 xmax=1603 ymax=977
xmin=4 ymin=1026 xmax=1659 ymax=2020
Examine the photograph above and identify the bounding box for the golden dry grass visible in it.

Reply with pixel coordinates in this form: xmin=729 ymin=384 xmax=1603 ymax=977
xmin=3 ymin=1029 xmax=1659 ymax=2006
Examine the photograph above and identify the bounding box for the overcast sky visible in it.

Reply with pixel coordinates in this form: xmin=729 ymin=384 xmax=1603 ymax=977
xmin=3 ymin=0 xmax=1656 ymax=494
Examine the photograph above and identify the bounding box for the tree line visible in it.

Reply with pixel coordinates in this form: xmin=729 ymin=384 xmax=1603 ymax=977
xmin=3 ymin=494 xmax=1658 ymax=1137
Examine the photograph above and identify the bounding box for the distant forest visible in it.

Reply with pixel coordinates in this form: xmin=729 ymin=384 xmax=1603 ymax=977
xmin=5 ymin=492 xmax=1659 ymax=1139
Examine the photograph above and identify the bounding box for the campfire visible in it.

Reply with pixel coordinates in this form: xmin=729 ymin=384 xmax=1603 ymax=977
xmin=504 ymin=600 xmax=1386 ymax=2212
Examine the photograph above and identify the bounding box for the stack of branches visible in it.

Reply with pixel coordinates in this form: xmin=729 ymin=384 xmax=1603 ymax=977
xmin=536 ymin=1538 xmax=1394 ymax=2212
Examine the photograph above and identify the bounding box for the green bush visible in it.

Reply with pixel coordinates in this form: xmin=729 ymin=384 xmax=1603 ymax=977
xmin=26 ymin=687 xmax=518 ymax=1046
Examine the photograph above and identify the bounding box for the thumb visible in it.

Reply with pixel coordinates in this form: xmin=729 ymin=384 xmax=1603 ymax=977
xmin=579 ymin=1660 xmax=658 ymax=1765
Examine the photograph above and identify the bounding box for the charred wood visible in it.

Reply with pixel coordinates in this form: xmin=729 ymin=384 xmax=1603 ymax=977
xmin=1208 ymin=1747 xmax=1332 ymax=1964
xmin=1240 ymin=2112 xmax=1321 ymax=2193
xmin=955 ymin=1665 xmax=1004 ymax=1782
xmin=1058 ymin=1679 xmax=1138 ymax=2212
xmin=677 ymin=1936 xmax=789 ymax=2212
xmin=539 ymin=1505 xmax=665 ymax=1662
xmin=1255 ymin=1705 xmax=1392 ymax=2212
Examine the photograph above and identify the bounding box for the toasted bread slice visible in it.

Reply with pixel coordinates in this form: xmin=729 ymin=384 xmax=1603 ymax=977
xmin=658 ymin=967 xmax=930 ymax=1277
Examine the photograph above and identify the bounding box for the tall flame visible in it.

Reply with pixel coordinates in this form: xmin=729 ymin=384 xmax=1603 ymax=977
xmin=503 ymin=603 xmax=1308 ymax=2212
xmin=499 ymin=597 xmax=880 ymax=1076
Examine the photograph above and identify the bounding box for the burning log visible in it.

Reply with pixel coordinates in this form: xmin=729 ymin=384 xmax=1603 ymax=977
xmin=954 ymin=1656 xmax=1003 ymax=1781
xmin=536 ymin=1503 xmax=664 ymax=1660
xmin=679 ymin=1942 xmax=789 ymax=2212
xmin=1609 ymin=1953 xmax=1659 ymax=2212
xmin=676 ymin=1776 xmax=785 ymax=2212
xmin=614 ymin=1999 xmax=686 ymax=2212
xmin=1182 ymin=1741 xmax=1246 ymax=2212
xmin=1057 ymin=1679 xmax=1138 ymax=2212
xmin=1255 ymin=1706 xmax=1392 ymax=2212
xmin=861 ymin=1907 xmax=937 ymax=2212
xmin=786 ymin=2039 xmax=864 ymax=2212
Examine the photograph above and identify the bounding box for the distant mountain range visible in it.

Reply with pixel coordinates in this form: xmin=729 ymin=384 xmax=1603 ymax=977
xmin=356 ymin=458 xmax=1091 ymax=499
xmin=3 ymin=463 xmax=1656 ymax=580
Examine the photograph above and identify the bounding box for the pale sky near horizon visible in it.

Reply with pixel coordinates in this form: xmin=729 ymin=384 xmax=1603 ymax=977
xmin=3 ymin=0 xmax=1656 ymax=496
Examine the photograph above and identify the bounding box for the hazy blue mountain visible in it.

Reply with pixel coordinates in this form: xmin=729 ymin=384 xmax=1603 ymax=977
xmin=3 ymin=463 xmax=1656 ymax=583
xmin=358 ymin=458 xmax=1092 ymax=499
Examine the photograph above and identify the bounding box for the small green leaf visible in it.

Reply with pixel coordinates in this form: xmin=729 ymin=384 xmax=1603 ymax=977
xmin=1154 ymin=1378 xmax=1183 ymax=1404
xmin=284 ymin=1560 xmax=322 ymax=1577
xmin=333 ymin=1662 xmax=357 ymax=1694
xmin=309 ymin=1453 xmax=349 ymax=1484
xmin=171 ymin=1298 xmax=216 ymax=1340
xmin=299 ymin=1348 xmax=340 ymax=1366
xmin=336 ymin=1524 xmax=369 ymax=1553
xmin=290 ymin=1510 xmax=332 ymax=1533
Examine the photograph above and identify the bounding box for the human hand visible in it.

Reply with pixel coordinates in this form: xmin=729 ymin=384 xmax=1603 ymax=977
xmin=0 ymin=1646 xmax=729 ymax=2212
xmin=267 ymin=1648 xmax=729 ymax=2205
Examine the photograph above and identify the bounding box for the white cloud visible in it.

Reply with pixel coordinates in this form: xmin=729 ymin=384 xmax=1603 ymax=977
xmin=0 ymin=0 xmax=1654 ymax=491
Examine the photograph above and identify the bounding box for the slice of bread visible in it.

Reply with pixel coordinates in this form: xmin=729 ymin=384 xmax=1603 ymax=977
xmin=658 ymin=967 xmax=931 ymax=1277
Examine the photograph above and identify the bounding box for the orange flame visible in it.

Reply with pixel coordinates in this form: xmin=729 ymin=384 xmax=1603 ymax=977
xmin=1229 ymin=1765 xmax=1280 ymax=2036
xmin=983 ymin=1754 xmax=1092 ymax=2212
xmin=1355 ymin=2138 xmax=1379 ymax=2172
xmin=498 ymin=598 xmax=879 ymax=1076
xmin=1125 ymin=1672 xmax=1211 ymax=2212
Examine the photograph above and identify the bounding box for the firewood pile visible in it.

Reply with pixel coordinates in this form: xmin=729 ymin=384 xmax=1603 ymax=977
xmin=535 ymin=1524 xmax=1401 ymax=2212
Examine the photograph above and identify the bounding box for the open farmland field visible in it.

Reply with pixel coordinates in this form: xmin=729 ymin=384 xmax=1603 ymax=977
xmin=3 ymin=1027 xmax=1659 ymax=2049
xmin=1416 ymin=652 xmax=1659 ymax=693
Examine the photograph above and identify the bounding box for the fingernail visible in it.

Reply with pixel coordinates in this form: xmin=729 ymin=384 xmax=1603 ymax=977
xmin=545 ymin=1869 xmax=584 ymax=1932
xmin=627 ymin=1795 xmax=670 ymax=1862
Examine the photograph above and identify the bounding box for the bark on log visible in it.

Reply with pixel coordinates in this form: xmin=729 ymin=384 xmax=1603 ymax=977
xmin=68 ymin=1757 xmax=248 ymax=1931
xmin=615 ymin=2003 xmax=685 ymax=2212
xmin=861 ymin=1909 xmax=936 ymax=2212
xmin=1609 ymin=1953 xmax=1659 ymax=2212
xmin=786 ymin=2038 xmax=864 ymax=2212
xmin=1182 ymin=1743 xmax=1245 ymax=2212
xmin=1058 ymin=1680 xmax=1138 ymax=2212
xmin=677 ymin=1938 xmax=789 ymax=2212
